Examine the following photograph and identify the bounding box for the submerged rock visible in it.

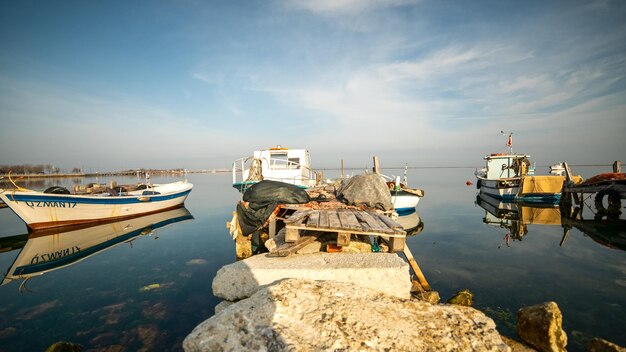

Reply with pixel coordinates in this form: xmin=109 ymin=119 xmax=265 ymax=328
xmin=46 ymin=341 xmax=82 ymax=352
xmin=587 ymin=338 xmax=626 ymax=352
xmin=517 ymin=302 xmax=567 ymax=352
xmin=446 ymin=288 xmax=474 ymax=306
xmin=184 ymin=278 xmax=510 ymax=352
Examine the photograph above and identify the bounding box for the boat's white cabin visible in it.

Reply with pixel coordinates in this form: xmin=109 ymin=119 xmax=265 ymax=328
xmin=482 ymin=154 xmax=531 ymax=180
xmin=233 ymin=147 xmax=316 ymax=187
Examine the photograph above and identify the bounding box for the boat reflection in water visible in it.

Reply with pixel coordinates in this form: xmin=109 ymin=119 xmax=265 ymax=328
xmin=476 ymin=193 xmax=625 ymax=251
xmin=2 ymin=207 xmax=193 ymax=288
xmin=396 ymin=209 xmax=424 ymax=237
xmin=475 ymin=193 xmax=562 ymax=245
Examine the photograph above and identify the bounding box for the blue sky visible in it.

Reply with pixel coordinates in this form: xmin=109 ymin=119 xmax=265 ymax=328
xmin=1 ymin=0 xmax=625 ymax=171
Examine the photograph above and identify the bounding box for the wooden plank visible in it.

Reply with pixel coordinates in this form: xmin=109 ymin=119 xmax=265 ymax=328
xmin=403 ymin=245 xmax=431 ymax=291
xmin=338 ymin=209 xmax=361 ymax=231
xmin=284 ymin=224 xmax=406 ymax=238
xmin=307 ymin=211 xmax=320 ymax=228
xmin=360 ymin=211 xmax=395 ymax=234
xmin=284 ymin=209 xmax=312 ymax=225
xmin=269 ymin=236 xmax=316 ymax=257
xmin=328 ymin=211 xmax=342 ymax=229
xmin=319 ymin=210 xmax=330 ymax=229
xmin=369 ymin=211 xmax=402 ymax=229
xmin=354 ymin=211 xmax=386 ymax=232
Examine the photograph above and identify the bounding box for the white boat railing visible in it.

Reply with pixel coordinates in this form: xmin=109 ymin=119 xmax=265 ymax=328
xmin=232 ymin=156 xmax=317 ymax=187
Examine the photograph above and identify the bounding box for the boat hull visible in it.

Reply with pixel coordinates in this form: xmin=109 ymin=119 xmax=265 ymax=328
xmin=391 ymin=191 xmax=421 ymax=214
xmin=0 ymin=181 xmax=193 ymax=230
xmin=478 ymin=178 xmax=561 ymax=203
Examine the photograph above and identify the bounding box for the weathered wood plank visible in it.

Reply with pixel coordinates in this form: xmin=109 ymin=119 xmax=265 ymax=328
xmin=319 ymin=210 xmax=330 ymax=229
xmin=370 ymin=211 xmax=402 ymax=229
xmin=328 ymin=211 xmax=342 ymax=229
xmin=352 ymin=210 xmax=373 ymax=232
xmin=269 ymin=236 xmax=316 ymax=257
xmin=307 ymin=211 xmax=320 ymax=228
xmin=338 ymin=209 xmax=361 ymax=231
xmin=356 ymin=211 xmax=393 ymax=234
xmin=284 ymin=209 xmax=312 ymax=225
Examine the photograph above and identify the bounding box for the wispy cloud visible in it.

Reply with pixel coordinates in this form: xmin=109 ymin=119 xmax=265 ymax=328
xmin=285 ymin=0 xmax=422 ymax=15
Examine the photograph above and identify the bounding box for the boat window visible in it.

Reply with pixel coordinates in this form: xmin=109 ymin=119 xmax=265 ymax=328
xmin=270 ymin=152 xmax=289 ymax=168
xmin=288 ymin=158 xmax=301 ymax=169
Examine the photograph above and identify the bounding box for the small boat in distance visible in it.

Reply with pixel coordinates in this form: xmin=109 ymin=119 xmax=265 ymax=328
xmin=0 ymin=179 xmax=193 ymax=230
xmin=232 ymin=146 xmax=317 ymax=192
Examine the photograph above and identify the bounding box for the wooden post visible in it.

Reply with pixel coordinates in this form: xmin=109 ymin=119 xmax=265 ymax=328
xmin=341 ymin=159 xmax=345 ymax=179
xmin=285 ymin=227 xmax=301 ymax=243
xmin=613 ymin=161 xmax=621 ymax=173
xmin=337 ymin=232 xmax=351 ymax=246
xmin=269 ymin=215 xmax=277 ymax=238
xmin=373 ymin=156 xmax=380 ymax=174
xmin=403 ymin=245 xmax=431 ymax=291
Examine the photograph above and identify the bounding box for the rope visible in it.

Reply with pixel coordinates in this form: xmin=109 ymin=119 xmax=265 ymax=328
xmin=245 ymin=158 xmax=264 ymax=182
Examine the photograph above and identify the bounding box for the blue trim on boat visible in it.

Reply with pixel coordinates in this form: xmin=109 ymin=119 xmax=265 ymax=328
xmin=480 ymin=191 xmax=560 ymax=204
xmin=395 ymin=207 xmax=416 ymax=215
xmin=7 ymin=189 xmax=191 ymax=205
xmin=12 ymin=214 xmax=193 ymax=275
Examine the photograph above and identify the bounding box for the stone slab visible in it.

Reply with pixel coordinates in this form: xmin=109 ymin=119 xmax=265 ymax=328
xmin=212 ymin=252 xmax=411 ymax=300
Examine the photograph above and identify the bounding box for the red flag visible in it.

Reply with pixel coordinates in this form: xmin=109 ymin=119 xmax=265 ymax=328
xmin=506 ymin=133 xmax=513 ymax=147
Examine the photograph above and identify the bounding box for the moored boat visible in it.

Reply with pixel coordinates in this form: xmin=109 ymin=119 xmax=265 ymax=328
xmin=0 ymin=180 xmax=193 ymax=230
xmin=232 ymin=146 xmax=317 ymax=192
xmin=475 ymin=133 xmax=579 ymax=204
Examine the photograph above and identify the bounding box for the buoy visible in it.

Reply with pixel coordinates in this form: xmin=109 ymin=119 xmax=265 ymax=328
xmin=466 ymin=180 xmax=474 ymax=186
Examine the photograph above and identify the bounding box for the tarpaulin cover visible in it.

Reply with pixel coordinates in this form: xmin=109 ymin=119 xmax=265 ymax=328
xmin=236 ymin=180 xmax=310 ymax=236
xmin=520 ymin=206 xmax=561 ymax=225
xmin=337 ymin=173 xmax=393 ymax=211
xmin=521 ymin=176 xmax=564 ymax=195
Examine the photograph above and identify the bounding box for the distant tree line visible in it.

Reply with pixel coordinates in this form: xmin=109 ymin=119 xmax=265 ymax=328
xmin=0 ymin=164 xmax=82 ymax=175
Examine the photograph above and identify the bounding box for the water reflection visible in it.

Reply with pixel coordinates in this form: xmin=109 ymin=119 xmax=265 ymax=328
xmin=396 ymin=210 xmax=424 ymax=237
xmin=476 ymin=193 xmax=626 ymax=251
xmin=2 ymin=207 xmax=193 ymax=289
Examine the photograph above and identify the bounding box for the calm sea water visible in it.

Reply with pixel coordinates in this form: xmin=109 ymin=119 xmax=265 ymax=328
xmin=0 ymin=168 xmax=624 ymax=351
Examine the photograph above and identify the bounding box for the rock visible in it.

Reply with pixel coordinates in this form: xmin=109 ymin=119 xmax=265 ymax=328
xmin=413 ymin=290 xmax=441 ymax=305
xmin=212 ymin=252 xmax=411 ymax=300
xmin=184 ymin=278 xmax=510 ymax=352
xmin=214 ymin=301 xmax=234 ymax=314
xmin=517 ymin=302 xmax=567 ymax=352
xmin=46 ymin=341 xmax=82 ymax=352
xmin=501 ymin=336 xmax=538 ymax=352
xmin=447 ymin=288 xmax=474 ymax=306
xmin=588 ymin=338 xmax=626 ymax=352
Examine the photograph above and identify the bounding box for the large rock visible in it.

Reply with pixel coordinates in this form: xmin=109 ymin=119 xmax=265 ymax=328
xmin=184 ymin=278 xmax=510 ymax=352
xmin=588 ymin=338 xmax=626 ymax=352
xmin=212 ymin=253 xmax=411 ymax=300
xmin=517 ymin=302 xmax=567 ymax=352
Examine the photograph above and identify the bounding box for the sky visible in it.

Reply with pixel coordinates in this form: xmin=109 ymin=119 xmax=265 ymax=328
xmin=1 ymin=0 xmax=625 ymax=171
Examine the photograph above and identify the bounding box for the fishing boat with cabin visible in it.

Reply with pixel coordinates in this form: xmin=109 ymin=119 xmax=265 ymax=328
xmin=233 ymin=147 xmax=423 ymax=213
xmin=475 ymin=132 xmax=581 ymax=203
xmin=0 ymin=174 xmax=193 ymax=230
xmin=232 ymin=146 xmax=317 ymax=192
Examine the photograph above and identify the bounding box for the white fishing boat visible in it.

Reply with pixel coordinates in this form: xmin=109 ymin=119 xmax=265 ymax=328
xmin=0 ymin=179 xmax=193 ymax=230
xmin=475 ymin=133 xmax=572 ymax=204
xmin=232 ymin=146 xmax=317 ymax=192
xmin=381 ymin=174 xmax=424 ymax=214
xmin=1 ymin=207 xmax=193 ymax=287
